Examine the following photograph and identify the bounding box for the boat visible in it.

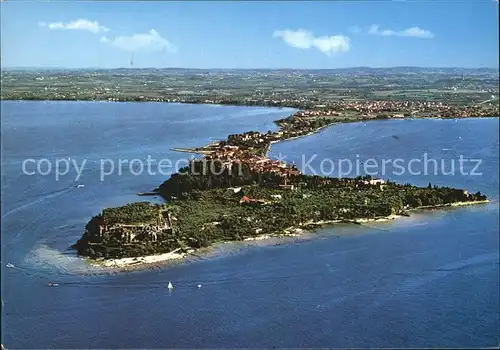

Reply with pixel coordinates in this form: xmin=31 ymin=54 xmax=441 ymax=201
xmin=76 ymin=184 xmax=84 ymax=188
xmin=6 ymin=263 xmax=14 ymax=268
xmin=167 ymin=281 xmax=173 ymax=289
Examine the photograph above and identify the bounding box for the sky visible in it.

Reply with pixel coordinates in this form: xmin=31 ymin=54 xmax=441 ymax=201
xmin=1 ymin=1 xmax=499 ymax=69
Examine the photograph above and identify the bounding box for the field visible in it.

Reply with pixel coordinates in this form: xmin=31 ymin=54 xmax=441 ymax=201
xmin=1 ymin=67 xmax=498 ymax=108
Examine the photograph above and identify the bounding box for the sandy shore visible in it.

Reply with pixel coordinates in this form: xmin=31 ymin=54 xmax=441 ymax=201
xmin=450 ymin=200 xmax=490 ymax=206
xmin=412 ymin=200 xmax=490 ymax=210
xmin=350 ymin=214 xmax=402 ymax=223
xmin=91 ymin=248 xmax=187 ymax=269
xmin=267 ymin=124 xmax=333 ymax=150
xmin=244 ymin=234 xmax=273 ymax=241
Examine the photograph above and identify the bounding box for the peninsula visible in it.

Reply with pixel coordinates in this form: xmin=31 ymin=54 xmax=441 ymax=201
xmin=73 ymin=110 xmax=489 ymax=263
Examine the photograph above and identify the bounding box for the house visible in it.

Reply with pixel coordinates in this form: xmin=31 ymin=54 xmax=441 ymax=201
xmin=229 ymin=187 xmax=242 ymax=193
xmin=363 ymin=178 xmax=386 ymax=185
xmin=278 ymin=184 xmax=295 ymax=191
xmin=239 ymin=195 xmax=251 ymax=204
xmin=239 ymin=196 xmax=269 ymax=206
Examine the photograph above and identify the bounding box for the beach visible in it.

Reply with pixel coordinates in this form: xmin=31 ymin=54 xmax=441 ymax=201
xmin=91 ymin=248 xmax=187 ymax=269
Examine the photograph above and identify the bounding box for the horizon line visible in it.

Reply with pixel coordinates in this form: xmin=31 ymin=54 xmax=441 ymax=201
xmin=2 ymin=65 xmax=499 ymax=71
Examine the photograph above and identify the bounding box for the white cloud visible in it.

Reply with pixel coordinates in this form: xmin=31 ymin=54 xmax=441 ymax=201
xmin=400 ymin=27 xmax=434 ymax=38
xmin=273 ymin=29 xmax=350 ymax=56
xmin=39 ymin=19 xmax=110 ymax=34
xmin=102 ymin=29 xmax=177 ymax=53
xmin=368 ymin=24 xmax=434 ymax=38
xmin=100 ymin=36 xmax=109 ymax=43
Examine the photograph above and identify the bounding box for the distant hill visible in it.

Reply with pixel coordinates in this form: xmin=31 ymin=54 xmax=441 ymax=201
xmin=2 ymin=66 xmax=499 ymax=75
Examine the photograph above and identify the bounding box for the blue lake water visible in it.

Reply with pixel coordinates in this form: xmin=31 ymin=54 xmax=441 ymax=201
xmin=1 ymin=101 xmax=499 ymax=348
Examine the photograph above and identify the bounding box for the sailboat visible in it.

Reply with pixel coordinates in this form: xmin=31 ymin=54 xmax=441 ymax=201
xmin=167 ymin=281 xmax=173 ymax=290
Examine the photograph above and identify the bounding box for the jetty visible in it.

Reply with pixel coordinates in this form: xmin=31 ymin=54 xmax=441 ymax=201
xmin=171 ymin=147 xmax=212 ymax=155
